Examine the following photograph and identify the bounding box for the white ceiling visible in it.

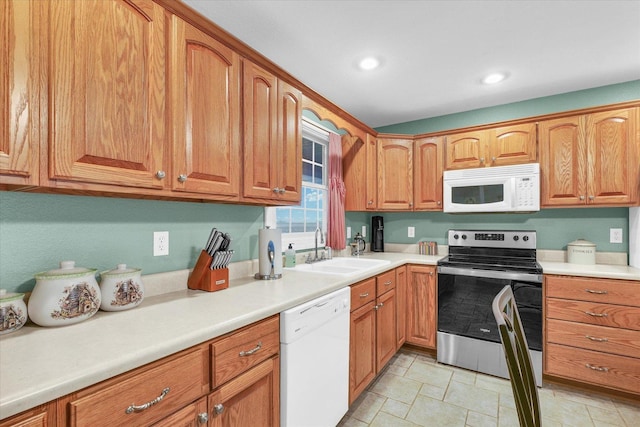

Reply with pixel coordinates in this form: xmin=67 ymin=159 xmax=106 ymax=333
xmin=184 ymin=0 xmax=640 ymax=128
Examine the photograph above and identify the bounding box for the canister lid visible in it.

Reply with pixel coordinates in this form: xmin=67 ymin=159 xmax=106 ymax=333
xmin=0 ymin=289 xmax=25 ymax=302
xmin=101 ymin=264 xmax=141 ymax=277
xmin=34 ymin=261 xmax=97 ymax=279
xmin=568 ymin=239 xmax=596 ymax=247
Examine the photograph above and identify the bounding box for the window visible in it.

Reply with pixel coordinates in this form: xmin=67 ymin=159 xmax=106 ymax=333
xmin=265 ymin=118 xmax=329 ymax=250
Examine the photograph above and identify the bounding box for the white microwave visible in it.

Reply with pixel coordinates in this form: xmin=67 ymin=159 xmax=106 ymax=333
xmin=443 ymin=163 xmax=540 ymax=213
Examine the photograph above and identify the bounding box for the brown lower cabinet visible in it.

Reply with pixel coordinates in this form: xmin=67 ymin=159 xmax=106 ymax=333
xmin=405 ymin=265 xmax=437 ymax=349
xmin=349 ymin=269 xmax=399 ymax=404
xmin=1 ymin=316 xmax=280 ymax=427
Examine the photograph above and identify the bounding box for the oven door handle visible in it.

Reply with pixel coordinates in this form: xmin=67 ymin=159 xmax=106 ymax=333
xmin=437 ymin=266 xmax=543 ymax=283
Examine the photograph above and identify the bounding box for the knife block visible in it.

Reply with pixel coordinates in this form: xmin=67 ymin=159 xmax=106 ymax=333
xmin=188 ymin=250 xmax=229 ymax=292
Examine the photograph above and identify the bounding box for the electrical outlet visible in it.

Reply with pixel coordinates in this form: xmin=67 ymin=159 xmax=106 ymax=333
xmin=361 ymin=225 xmax=367 ymax=238
xmin=154 ymin=231 xmax=169 ymax=256
xmin=408 ymin=226 xmax=415 ymax=238
xmin=610 ymin=228 xmax=623 ymax=244
xmin=347 ymin=227 xmax=352 ymax=239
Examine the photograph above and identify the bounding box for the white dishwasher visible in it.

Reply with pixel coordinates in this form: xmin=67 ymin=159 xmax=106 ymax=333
xmin=280 ymin=287 xmax=351 ymax=427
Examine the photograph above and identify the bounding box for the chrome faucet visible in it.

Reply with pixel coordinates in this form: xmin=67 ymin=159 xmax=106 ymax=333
xmin=314 ymin=227 xmax=324 ymax=261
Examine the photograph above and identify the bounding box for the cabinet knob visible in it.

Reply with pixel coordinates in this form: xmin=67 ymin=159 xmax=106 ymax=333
xmin=480 ymin=157 xmax=485 ymax=163
xmin=273 ymin=187 xmax=280 ymax=194
xmin=279 ymin=188 xmax=286 ymax=194
xmin=589 ymin=195 xmax=595 ymax=201
xmin=409 ymin=202 xmax=413 ymax=207
xmin=491 ymin=156 xmax=496 ymax=162
xmin=198 ymin=413 xmax=209 ymax=424
xmin=429 ymin=272 xmax=434 ymax=276
xmin=155 ymin=170 xmax=166 ymax=180
xmin=579 ymin=195 xmax=585 ymax=201
xmin=178 ymin=174 xmax=188 ymax=183
xmin=437 ymin=201 xmax=441 ymax=205
xmin=213 ymin=404 xmax=225 ymax=415
xmin=368 ymin=200 xmax=373 ymax=205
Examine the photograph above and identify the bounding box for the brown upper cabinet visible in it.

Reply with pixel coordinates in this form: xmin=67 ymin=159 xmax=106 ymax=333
xmin=342 ymin=133 xmax=377 ymax=211
xmin=445 ymin=123 xmax=537 ymax=170
xmin=46 ymin=0 xmax=167 ymax=190
xmin=169 ymin=15 xmax=241 ymax=200
xmin=413 ymin=136 xmax=444 ymax=210
xmin=242 ymin=61 xmax=302 ymax=204
xmin=0 ymin=0 xmax=41 ymax=187
xmin=377 ymin=137 xmax=413 ymax=210
xmin=539 ymin=107 xmax=639 ymax=207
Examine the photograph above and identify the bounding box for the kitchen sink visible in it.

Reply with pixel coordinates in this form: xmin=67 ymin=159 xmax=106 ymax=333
xmin=286 ymin=257 xmax=391 ymax=276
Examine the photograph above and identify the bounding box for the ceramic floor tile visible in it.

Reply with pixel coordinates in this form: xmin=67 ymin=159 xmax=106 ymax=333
xmin=587 ymin=405 xmax=627 ymax=426
xmin=539 ymin=393 xmax=595 ymax=427
xmin=337 ymin=416 xmax=369 ymax=427
xmin=370 ymin=411 xmax=420 ymax=427
xmin=404 ymin=359 xmax=453 ymax=389
xmin=614 ymin=401 xmax=640 ymax=427
xmin=381 ymin=398 xmax=411 ymax=419
xmin=406 ymin=395 xmax=468 ymax=427
xmin=418 ymin=382 xmax=447 ymax=401
xmin=450 ymin=367 xmax=476 ymax=385
xmin=473 ymin=374 xmax=512 ymax=396
xmin=350 ymin=391 xmax=387 ymax=424
xmin=465 ymin=410 xmax=497 ymax=427
xmin=443 ymin=381 xmax=499 ymax=417
xmin=370 ymin=373 xmax=422 ymax=404
xmin=392 ymin=351 xmax=418 ymax=369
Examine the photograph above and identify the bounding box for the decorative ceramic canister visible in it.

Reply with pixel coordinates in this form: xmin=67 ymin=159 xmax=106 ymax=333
xmin=0 ymin=289 xmax=28 ymax=335
xmin=99 ymin=264 xmax=144 ymax=311
xmin=28 ymin=261 xmax=101 ymax=327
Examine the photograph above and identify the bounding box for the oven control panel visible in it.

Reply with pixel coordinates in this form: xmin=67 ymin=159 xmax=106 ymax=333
xmin=448 ymin=230 xmax=536 ymax=249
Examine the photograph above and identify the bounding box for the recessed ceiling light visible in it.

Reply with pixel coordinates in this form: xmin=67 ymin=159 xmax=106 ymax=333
xmin=482 ymin=72 xmax=508 ymax=85
xmin=358 ymin=57 xmax=380 ymax=71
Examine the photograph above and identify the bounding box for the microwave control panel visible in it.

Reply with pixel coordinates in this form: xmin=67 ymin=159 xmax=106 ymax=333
xmin=515 ymin=177 xmax=539 ymax=210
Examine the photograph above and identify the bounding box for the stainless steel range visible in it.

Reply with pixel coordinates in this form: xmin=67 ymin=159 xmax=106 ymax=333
xmin=437 ymin=229 xmax=543 ymax=386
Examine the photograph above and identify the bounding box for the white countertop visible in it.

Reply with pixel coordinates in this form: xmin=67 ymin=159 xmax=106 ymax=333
xmin=1 ymin=252 xmax=639 ymax=420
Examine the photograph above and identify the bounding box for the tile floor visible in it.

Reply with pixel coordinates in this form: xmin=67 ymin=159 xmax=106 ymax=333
xmin=338 ymin=349 xmax=640 ymax=427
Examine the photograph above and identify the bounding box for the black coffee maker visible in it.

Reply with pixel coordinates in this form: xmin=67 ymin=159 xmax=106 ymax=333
xmin=371 ymin=216 xmax=384 ymax=252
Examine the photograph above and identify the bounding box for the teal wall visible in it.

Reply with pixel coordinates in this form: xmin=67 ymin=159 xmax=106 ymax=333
xmin=0 ymin=192 xmax=264 ymax=293
xmin=1 ymin=81 xmax=638 ymax=294
xmin=347 ymin=209 xmax=629 ymax=253
xmin=375 ymin=80 xmax=640 ymax=134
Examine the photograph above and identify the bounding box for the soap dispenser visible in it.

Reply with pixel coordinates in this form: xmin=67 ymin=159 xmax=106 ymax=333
xmin=285 ymin=243 xmax=296 ymax=267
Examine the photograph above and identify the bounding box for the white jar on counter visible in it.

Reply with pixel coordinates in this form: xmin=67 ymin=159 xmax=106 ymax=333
xmin=99 ymin=264 xmax=144 ymax=311
xmin=28 ymin=261 xmax=101 ymax=327
xmin=0 ymin=289 xmax=28 ymax=335
xmin=567 ymin=239 xmax=596 ymax=265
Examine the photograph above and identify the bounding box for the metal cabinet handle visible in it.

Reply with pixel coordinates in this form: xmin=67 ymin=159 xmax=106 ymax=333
xmin=584 ymin=311 xmax=608 ymax=318
xmin=178 ymin=174 xmax=187 ymax=183
xmin=374 ymin=302 xmax=384 ymax=311
xmin=585 ymin=335 xmax=608 ymax=342
xmin=239 ymin=341 xmax=262 ymax=357
xmin=384 ymin=281 xmax=392 ymax=286
xmin=213 ymin=403 xmax=224 ymax=415
xmin=125 ymin=387 xmax=170 ymax=414
xmin=359 ymin=292 xmax=369 ymax=298
xmin=155 ymin=170 xmax=166 ymax=180
xmin=585 ymin=289 xmax=608 ymax=295
xmin=585 ymin=363 xmax=609 ymax=372
xmin=198 ymin=412 xmax=209 ymax=424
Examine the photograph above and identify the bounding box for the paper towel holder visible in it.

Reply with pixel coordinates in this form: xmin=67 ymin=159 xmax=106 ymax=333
xmin=255 ymin=226 xmax=283 ymax=280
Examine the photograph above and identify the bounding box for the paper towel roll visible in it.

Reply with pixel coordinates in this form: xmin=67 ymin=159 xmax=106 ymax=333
xmin=258 ymin=228 xmax=282 ymax=278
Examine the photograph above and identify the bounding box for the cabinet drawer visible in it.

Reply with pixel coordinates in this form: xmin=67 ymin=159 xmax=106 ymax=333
xmin=376 ymin=270 xmax=396 ymax=295
xmin=68 ymin=347 xmax=208 ymax=427
xmin=546 ymin=275 xmax=640 ymax=306
xmin=211 ymin=315 xmax=279 ymax=388
xmin=546 ymin=298 xmax=640 ymax=330
xmin=546 ymin=318 xmax=640 ymax=358
xmin=350 ymin=278 xmax=376 ymax=311
xmin=545 ymin=343 xmax=640 ymax=395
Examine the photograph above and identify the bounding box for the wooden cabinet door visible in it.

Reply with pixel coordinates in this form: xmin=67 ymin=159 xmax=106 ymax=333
xmin=586 ymin=108 xmax=638 ymax=205
xmin=0 ymin=0 xmax=41 ymax=186
xmin=366 ymin=134 xmax=378 ymax=209
xmin=395 ymin=266 xmax=407 ymax=349
xmin=342 ymin=134 xmax=367 ymax=210
xmin=276 ymin=80 xmax=302 ymax=203
xmin=349 ymin=301 xmax=376 ymax=404
xmin=377 ymin=137 xmax=413 ymax=210
xmin=406 ymin=265 xmax=437 ymax=349
xmin=539 ymin=115 xmax=586 ymax=206
xmin=48 ymin=0 xmax=166 ymax=189
xmin=376 ymin=289 xmax=397 ymax=372
xmin=152 ymin=397 xmax=208 ymax=427
xmin=445 ymin=130 xmax=487 ymax=170
xmin=490 ymin=123 xmax=537 ymax=167
xmin=170 ymin=15 xmax=240 ymax=198
xmin=413 ymin=137 xmax=443 ymax=210
xmin=209 ymin=357 xmax=279 ymax=427
xmin=243 ymin=61 xmax=278 ymax=200
xmin=0 ymin=402 xmax=55 ymax=427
